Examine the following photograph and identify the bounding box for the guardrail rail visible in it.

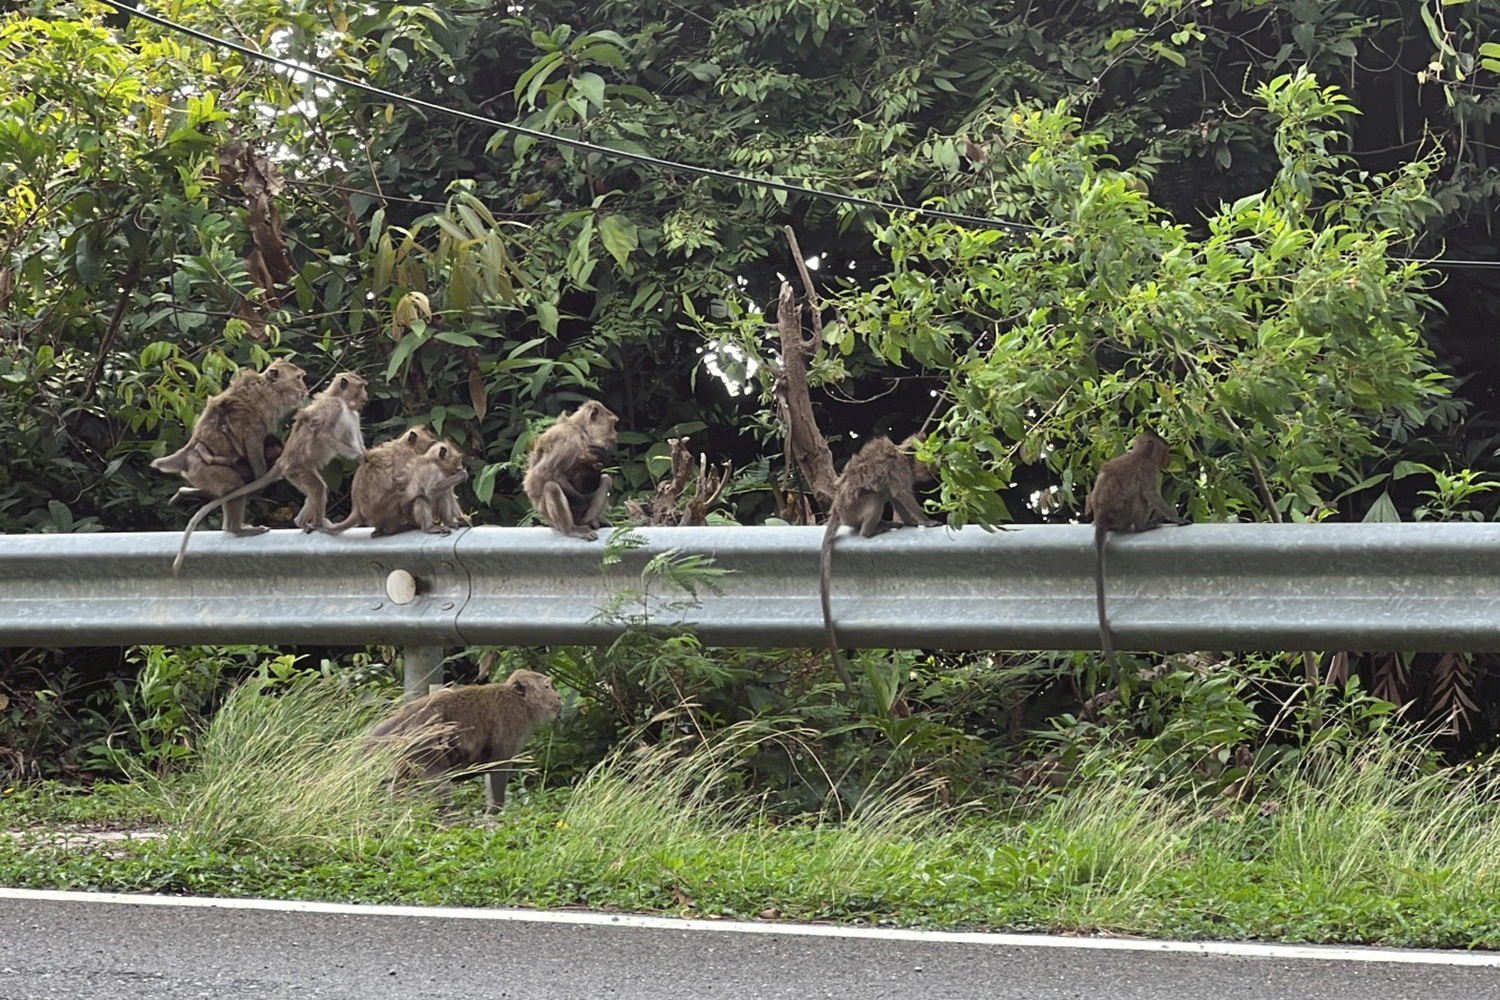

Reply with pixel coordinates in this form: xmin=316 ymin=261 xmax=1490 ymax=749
xmin=1 ymin=522 xmax=1496 ymax=652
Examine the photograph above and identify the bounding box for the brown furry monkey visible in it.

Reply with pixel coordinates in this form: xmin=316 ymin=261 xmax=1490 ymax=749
xmin=1085 ymin=429 xmax=1191 ymax=685
xmin=368 ymin=668 xmax=563 ymax=812
xmin=327 ymin=424 xmax=439 ymax=533
xmin=367 ymin=440 xmax=469 ymax=537
xmin=168 ymin=434 xmax=284 ymax=505
xmin=173 ymin=372 xmax=368 ymax=574
xmin=820 ymin=435 xmax=938 ymax=687
xmin=152 ymin=358 xmax=307 ymax=532
xmin=523 ymin=401 xmax=618 ymax=540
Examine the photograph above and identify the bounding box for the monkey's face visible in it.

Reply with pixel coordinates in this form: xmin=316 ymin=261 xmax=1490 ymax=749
xmin=426 ymin=441 xmax=467 ymax=477
xmin=331 ymin=373 xmax=370 ymax=410
xmin=266 ymin=359 xmax=310 ymax=402
xmin=579 ymin=401 xmax=619 ymax=445
xmin=403 ymin=424 xmax=440 ymax=453
xmin=507 ymin=668 xmax=563 ymax=720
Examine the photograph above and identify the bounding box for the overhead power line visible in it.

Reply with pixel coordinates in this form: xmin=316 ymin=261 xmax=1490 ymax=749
xmin=86 ymin=3 xmax=1500 ymax=271
xmin=96 ymin=1 xmax=1039 ymax=234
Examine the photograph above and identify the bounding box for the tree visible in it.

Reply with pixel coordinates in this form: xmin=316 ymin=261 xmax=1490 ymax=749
xmin=817 ymin=74 xmax=1454 ymax=526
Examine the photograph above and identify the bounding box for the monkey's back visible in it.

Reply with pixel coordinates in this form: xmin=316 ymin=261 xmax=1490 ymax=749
xmin=369 ymin=677 xmax=561 ymax=771
xmin=1089 ymin=444 xmax=1167 ymax=533
xmin=349 ymin=431 xmax=436 ymax=515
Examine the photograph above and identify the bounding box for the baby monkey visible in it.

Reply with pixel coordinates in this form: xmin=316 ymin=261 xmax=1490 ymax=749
xmin=168 ymin=434 xmax=283 ymax=505
xmin=368 ymin=668 xmax=563 ymax=813
xmin=368 ymin=440 xmax=469 ymax=537
xmin=523 ymin=400 xmax=618 ymax=541
xmin=173 ymin=372 xmax=368 ymax=574
xmin=1085 ymin=429 xmax=1191 ymax=686
xmin=820 ymin=435 xmax=938 ymax=687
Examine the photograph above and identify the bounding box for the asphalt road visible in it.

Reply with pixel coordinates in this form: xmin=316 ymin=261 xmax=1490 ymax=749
xmin=1 ymin=889 xmax=1497 ymax=1000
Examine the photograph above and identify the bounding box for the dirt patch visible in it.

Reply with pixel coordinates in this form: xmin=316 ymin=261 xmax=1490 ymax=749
xmin=4 ymin=824 xmax=166 ymax=857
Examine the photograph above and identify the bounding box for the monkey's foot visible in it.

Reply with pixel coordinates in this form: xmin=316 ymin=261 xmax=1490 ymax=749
xmin=570 ymin=528 xmax=600 ymax=541
xmin=226 ymin=525 xmax=271 ymax=537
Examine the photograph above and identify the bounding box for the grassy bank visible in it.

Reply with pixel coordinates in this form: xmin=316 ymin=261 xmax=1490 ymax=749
xmin=3 ymin=678 xmax=1498 ymax=950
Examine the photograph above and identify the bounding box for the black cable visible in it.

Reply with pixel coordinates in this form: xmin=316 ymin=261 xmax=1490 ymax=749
xmin=86 ymin=4 xmax=1500 ymax=271
xmin=95 ymin=1 xmax=1040 ymax=234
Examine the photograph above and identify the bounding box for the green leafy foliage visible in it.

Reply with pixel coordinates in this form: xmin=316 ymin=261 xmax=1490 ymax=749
xmin=827 ymin=74 xmax=1453 ymax=526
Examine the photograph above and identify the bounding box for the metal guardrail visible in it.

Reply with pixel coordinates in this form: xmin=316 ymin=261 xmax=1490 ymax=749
xmin=1 ymin=523 xmax=1498 ymax=651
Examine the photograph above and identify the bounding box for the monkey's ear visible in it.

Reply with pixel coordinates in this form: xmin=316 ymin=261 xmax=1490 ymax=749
xmin=266 ymin=366 xmax=284 ymax=383
xmin=437 ymin=444 xmax=452 ymax=460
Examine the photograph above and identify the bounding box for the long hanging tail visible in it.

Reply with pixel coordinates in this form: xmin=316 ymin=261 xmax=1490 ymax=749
xmin=172 ymin=468 xmax=277 ymax=575
xmin=173 ymin=497 xmax=224 ymax=576
xmin=820 ymin=516 xmax=855 ymax=688
xmin=1095 ymin=523 xmax=1119 ymax=687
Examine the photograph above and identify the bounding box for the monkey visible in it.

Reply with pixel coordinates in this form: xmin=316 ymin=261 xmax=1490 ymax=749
xmin=367 ymin=668 xmax=563 ymax=813
xmin=151 ymin=358 xmax=307 ymax=533
xmin=1085 ymin=429 xmax=1192 ymax=687
xmin=522 ymin=400 xmax=619 ymax=541
xmin=327 ymin=424 xmax=440 ymax=533
xmin=820 ymin=435 xmax=938 ymax=688
xmin=367 ymin=440 xmax=469 ymax=537
xmin=173 ymin=372 xmax=368 ymax=574
xmin=168 ymin=434 xmax=283 ymax=505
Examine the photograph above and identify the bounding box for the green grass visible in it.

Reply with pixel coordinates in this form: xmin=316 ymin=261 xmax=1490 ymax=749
xmin=4 ymin=682 xmax=1500 ymax=949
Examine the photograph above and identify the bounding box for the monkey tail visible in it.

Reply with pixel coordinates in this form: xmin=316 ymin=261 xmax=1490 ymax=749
xmin=820 ymin=515 xmax=855 ymax=689
xmin=171 ymin=468 xmax=279 ymax=576
xmin=1094 ymin=521 xmax=1119 ymax=688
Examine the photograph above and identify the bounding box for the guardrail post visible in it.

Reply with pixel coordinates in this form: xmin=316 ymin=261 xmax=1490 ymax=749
xmin=402 ymin=646 xmax=445 ymax=699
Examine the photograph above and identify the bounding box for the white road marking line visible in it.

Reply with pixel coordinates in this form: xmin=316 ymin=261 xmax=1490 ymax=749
xmin=1 ymin=886 xmax=1496 ymax=966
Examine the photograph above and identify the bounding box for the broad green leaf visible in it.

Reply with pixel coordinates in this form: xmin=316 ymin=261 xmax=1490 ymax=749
xmin=473 ymin=463 xmax=501 ymax=504
xmin=536 ymin=300 xmax=560 ymax=335
xmin=1362 ymin=491 xmax=1402 ymax=522
xmin=574 ymin=71 xmax=607 ymax=110
xmin=598 ymin=214 xmax=638 ymax=266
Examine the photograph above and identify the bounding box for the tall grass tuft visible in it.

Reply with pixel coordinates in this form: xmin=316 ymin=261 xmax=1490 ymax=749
xmin=545 ymin=720 xmax=957 ymax=914
xmin=140 ymin=673 xmax=432 ymax=858
xmin=1245 ymin=731 xmax=1500 ymax=907
xmin=1027 ymin=774 xmax=1205 ymax=929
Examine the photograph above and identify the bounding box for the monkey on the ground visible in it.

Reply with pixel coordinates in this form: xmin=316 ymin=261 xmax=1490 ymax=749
xmin=1085 ymin=429 xmax=1191 ymax=686
xmin=328 ymin=424 xmax=445 ymax=533
xmin=368 ymin=668 xmax=563 ymax=812
xmin=151 ymin=358 xmax=307 ymax=532
xmin=173 ymin=372 xmax=368 ymax=574
xmin=522 ymin=400 xmax=619 ymax=541
xmin=820 ymin=435 xmax=938 ymax=688
xmin=367 ymin=440 xmax=469 ymax=537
